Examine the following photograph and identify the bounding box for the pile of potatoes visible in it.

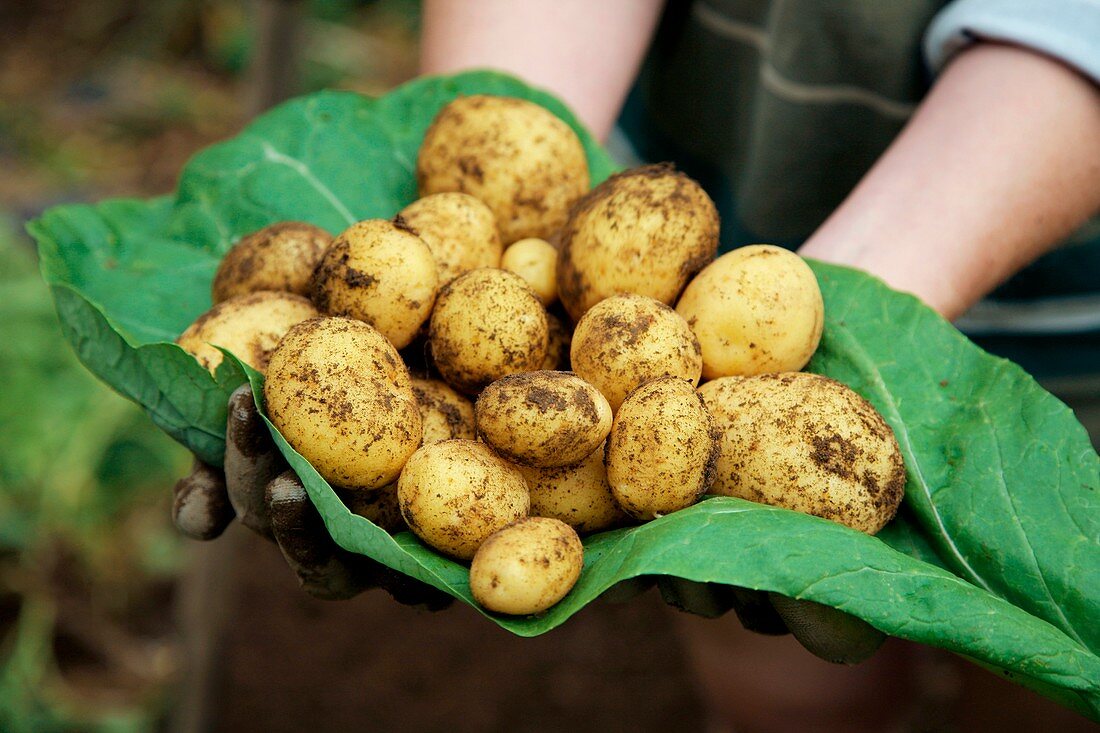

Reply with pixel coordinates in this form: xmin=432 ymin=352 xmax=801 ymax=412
xmin=177 ymin=94 xmax=907 ymax=616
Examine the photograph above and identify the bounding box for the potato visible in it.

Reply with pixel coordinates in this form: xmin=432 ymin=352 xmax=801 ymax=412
xmin=339 ymin=483 xmax=405 ymax=533
xmin=501 ymin=238 xmax=558 ymax=305
xmin=410 ymin=377 xmax=476 ymax=444
xmin=469 ymin=517 xmax=583 ymax=615
xmin=557 ymin=164 xmax=719 ymax=320
xmin=605 ymin=376 xmax=717 ymax=520
xmin=399 ymin=193 xmax=502 ymax=284
xmin=211 ymin=222 xmax=332 ymax=303
xmin=177 ymin=291 xmax=319 ymax=373
xmin=397 ymin=439 xmax=529 ymax=560
xmin=429 ymin=268 xmax=549 ymax=393
xmin=570 ymin=294 xmax=702 ymax=411
xmin=476 ymin=371 xmax=612 ymax=468
xmin=264 ymin=317 xmax=421 ymax=491
xmin=676 ymin=245 xmax=823 ymax=378
xmin=698 ymin=373 xmax=905 ymax=534
xmin=310 ymin=218 xmax=439 ymax=349
xmin=417 ymin=95 xmax=589 ymax=244
xmin=515 ymin=446 xmax=628 ymax=534
xmin=541 ymin=312 xmax=571 ymax=371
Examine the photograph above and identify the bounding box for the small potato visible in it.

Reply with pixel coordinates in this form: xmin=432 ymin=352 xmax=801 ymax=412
xmin=399 ymin=193 xmax=503 ymax=285
xmin=177 ymin=291 xmax=319 ymax=373
xmin=699 ymin=373 xmax=905 ymax=534
xmin=429 ymin=268 xmax=549 ymax=393
xmin=264 ymin=317 xmax=421 ymax=491
xmin=571 ymin=294 xmax=702 ymax=411
xmin=211 ymin=222 xmax=332 ymax=303
xmin=469 ymin=517 xmax=583 ymax=615
xmin=606 ymin=376 xmax=717 ymax=520
xmin=397 ymin=440 xmax=529 ymax=560
xmin=676 ymin=245 xmax=823 ymax=378
xmin=501 ymin=238 xmax=558 ymax=306
xmin=310 ymin=218 xmax=439 ymax=349
xmin=417 ymin=95 xmax=590 ymax=244
xmin=411 ymin=377 xmax=477 ymax=444
xmin=515 ymin=447 xmax=628 ymax=534
xmin=339 ymin=483 xmax=405 ymax=534
xmin=476 ymin=371 xmax=612 ymax=468
xmin=557 ymin=164 xmax=719 ymax=320
xmin=541 ymin=312 xmax=571 ymax=371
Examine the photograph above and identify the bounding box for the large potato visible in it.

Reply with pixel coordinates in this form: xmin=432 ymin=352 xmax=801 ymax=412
xmin=264 ymin=317 xmax=421 ymax=491
xmin=397 ymin=439 xmax=529 ymax=560
xmin=429 ymin=268 xmax=549 ymax=393
xmin=469 ymin=517 xmax=583 ymax=615
xmin=211 ymin=222 xmax=332 ymax=303
xmin=570 ymin=293 xmax=702 ymax=411
xmin=515 ymin=446 xmax=628 ymax=534
xmin=410 ymin=377 xmax=476 ymax=444
xmin=399 ymin=193 xmax=502 ymax=284
xmin=177 ymin=291 xmax=319 ymax=373
xmin=310 ymin=218 xmax=439 ymax=349
xmin=416 ymin=95 xmax=589 ymax=244
xmin=676 ymin=245 xmax=823 ymax=378
xmin=606 ymin=376 xmax=717 ymax=520
xmin=475 ymin=371 xmax=612 ymax=468
xmin=557 ymin=164 xmax=719 ymax=320
xmin=698 ymin=373 xmax=905 ymax=534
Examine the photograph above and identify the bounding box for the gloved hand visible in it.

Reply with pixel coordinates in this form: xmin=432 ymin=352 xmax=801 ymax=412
xmin=171 ymin=384 xmax=451 ymax=609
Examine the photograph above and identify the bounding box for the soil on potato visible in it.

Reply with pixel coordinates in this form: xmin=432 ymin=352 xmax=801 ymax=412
xmin=210 ymin=531 xmax=705 ymax=733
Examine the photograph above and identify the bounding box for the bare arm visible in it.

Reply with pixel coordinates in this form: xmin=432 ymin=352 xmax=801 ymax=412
xmin=799 ymin=43 xmax=1100 ymax=320
xmin=420 ymin=0 xmax=664 ymax=141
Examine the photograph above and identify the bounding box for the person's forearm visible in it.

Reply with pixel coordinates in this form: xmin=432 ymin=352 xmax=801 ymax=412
xmin=799 ymin=43 xmax=1100 ymax=320
xmin=420 ymin=0 xmax=664 ymax=141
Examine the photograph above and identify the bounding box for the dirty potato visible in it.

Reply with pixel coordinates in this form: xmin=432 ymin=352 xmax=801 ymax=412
xmin=570 ymin=294 xmax=702 ymax=411
xmin=501 ymin=237 xmax=558 ymax=306
xmin=515 ymin=446 xmax=628 ymax=534
xmin=399 ymin=193 xmax=502 ymax=284
xmin=411 ymin=377 xmax=477 ymax=444
xmin=211 ymin=221 xmax=332 ymax=303
xmin=264 ymin=317 xmax=421 ymax=491
xmin=698 ymin=373 xmax=905 ymax=534
xmin=469 ymin=517 xmax=584 ymax=615
xmin=429 ymin=268 xmax=549 ymax=393
xmin=339 ymin=483 xmax=406 ymax=533
xmin=476 ymin=371 xmax=612 ymax=468
xmin=417 ymin=95 xmax=589 ymax=244
xmin=310 ymin=218 xmax=439 ymax=349
xmin=676 ymin=245 xmax=823 ymax=378
xmin=606 ymin=376 xmax=718 ymax=520
xmin=397 ymin=439 xmax=529 ymax=560
xmin=557 ymin=164 xmax=719 ymax=320
xmin=177 ymin=291 xmax=320 ymax=373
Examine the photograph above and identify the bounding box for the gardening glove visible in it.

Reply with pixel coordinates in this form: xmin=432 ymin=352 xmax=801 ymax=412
xmin=172 ymin=384 xmax=451 ymax=609
xmin=657 ymin=577 xmax=885 ymax=665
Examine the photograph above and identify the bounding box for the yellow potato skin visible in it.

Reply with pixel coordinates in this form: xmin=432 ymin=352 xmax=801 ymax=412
xmin=557 ymin=164 xmax=719 ymax=321
xmin=416 ymin=95 xmax=589 ymax=244
xmin=410 ymin=377 xmax=477 ymax=445
xmin=177 ymin=291 xmax=320 ymax=373
xmin=211 ymin=222 xmax=332 ymax=303
xmin=399 ymin=193 xmax=503 ymax=285
xmin=606 ymin=376 xmax=718 ymax=520
xmin=570 ymin=294 xmax=702 ymax=411
xmin=475 ymin=371 xmax=612 ymax=468
xmin=429 ymin=268 xmax=549 ymax=394
xmin=501 ymin=238 xmax=558 ymax=306
xmin=469 ymin=517 xmax=583 ymax=615
xmin=397 ymin=440 xmax=530 ymax=560
xmin=263 ymin=317 xmax=421 ymax=491
xmin=676 ymin=245 xmax=823 ymax=379
xmin=698 ymin=373 xmax=906 ymax=535
xmin=515 ymin=446 xmax=628 ymax=534
xmin=310 ymin=218 xmax=439 ymax=349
